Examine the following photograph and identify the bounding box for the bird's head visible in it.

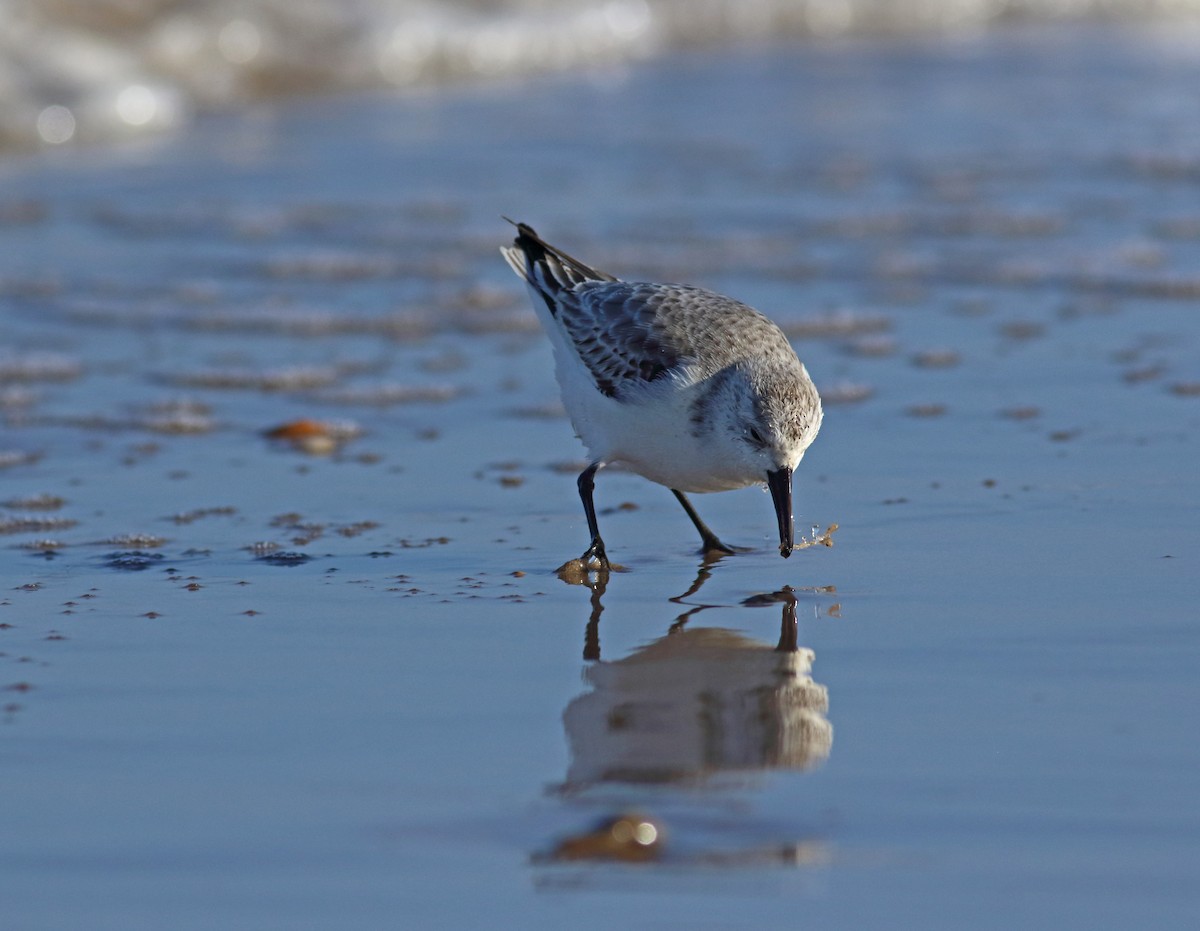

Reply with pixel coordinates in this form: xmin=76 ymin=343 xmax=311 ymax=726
xmin=696 ymin=362 xmax=823 ymax=557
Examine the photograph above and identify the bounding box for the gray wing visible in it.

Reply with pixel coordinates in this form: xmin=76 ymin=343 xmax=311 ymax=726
xmin=502 ymin=221 xmax=788 ymax=400
xmin=557 ymin=282 xmax=772 ymax=400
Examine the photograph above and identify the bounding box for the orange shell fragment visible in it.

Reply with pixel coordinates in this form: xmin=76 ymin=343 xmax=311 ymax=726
xmin=263 ymin=418 xmax=360 ymax=455
xmin=264 ymin=419 xmax=331 ymax=440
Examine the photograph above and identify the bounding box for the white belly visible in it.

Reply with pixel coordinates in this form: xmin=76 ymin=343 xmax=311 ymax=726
xmin=554 ymin=358 xmax=754 ymax=494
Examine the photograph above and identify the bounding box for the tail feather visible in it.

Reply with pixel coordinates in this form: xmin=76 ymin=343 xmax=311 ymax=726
xmin=500 ymin=219 xmax=617 ymax=310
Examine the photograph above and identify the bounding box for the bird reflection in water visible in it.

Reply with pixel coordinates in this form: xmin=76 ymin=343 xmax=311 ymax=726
xmin=567 ymin=578 xmax=831 ymax=788
xmin=540 ymin=565 xmax=833 ymax=867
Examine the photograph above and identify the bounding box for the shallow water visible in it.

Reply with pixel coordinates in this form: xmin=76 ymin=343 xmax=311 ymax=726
xmin=3 ymin=24 xmax=1200 ymax=930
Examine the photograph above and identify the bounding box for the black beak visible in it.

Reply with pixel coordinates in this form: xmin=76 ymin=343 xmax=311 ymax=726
xmin=766 ymin=467 xmax=794 ymax=558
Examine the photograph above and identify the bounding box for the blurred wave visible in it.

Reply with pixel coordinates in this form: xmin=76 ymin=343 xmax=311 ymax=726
xmin=2 ymin=0 xmax=1198 ymax=152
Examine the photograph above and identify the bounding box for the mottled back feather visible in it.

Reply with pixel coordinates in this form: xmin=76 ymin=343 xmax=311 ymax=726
xmin=502 ymin=222 xmax=796 ymax=401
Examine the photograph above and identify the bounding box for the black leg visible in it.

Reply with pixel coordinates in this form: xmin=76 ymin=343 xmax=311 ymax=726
xmin=671 ymin=489 xmax=737 ymax=555
xmin=577 ymin=463 xmax=610 ymax=570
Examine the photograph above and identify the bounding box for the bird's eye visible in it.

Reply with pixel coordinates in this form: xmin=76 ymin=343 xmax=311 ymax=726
xmin=746 ymin=426 xmax=766 ymax=447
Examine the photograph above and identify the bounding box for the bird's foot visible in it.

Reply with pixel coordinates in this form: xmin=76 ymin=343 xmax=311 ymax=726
xmin=581 ymin=537 xmax=610 ymax=570
xmin=698 ymin=535 xmax=750 ymax=557
xmin=555 ymin=538 xmax=626 ymax=584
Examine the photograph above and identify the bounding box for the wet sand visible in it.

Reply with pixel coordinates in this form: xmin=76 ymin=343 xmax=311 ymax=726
xmin=3 ymin=24 xmax=1199 ymax=929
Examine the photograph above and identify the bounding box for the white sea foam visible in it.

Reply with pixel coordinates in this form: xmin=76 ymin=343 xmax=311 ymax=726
xmin=1 ymin=0 xmax=1196 ymax=151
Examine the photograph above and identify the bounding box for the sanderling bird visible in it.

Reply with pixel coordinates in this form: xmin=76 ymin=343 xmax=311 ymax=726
xmin=501 ymin=220 xmax=822 ymax=571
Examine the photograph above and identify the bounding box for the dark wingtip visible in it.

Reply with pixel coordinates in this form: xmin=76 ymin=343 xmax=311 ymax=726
xmin=502 ymin=219 xmax=615 ymax=286
xmin=502 ymin=216 xmax=539 ymax=241
xmin=504 ymin=218 xmax=549 ymax=264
